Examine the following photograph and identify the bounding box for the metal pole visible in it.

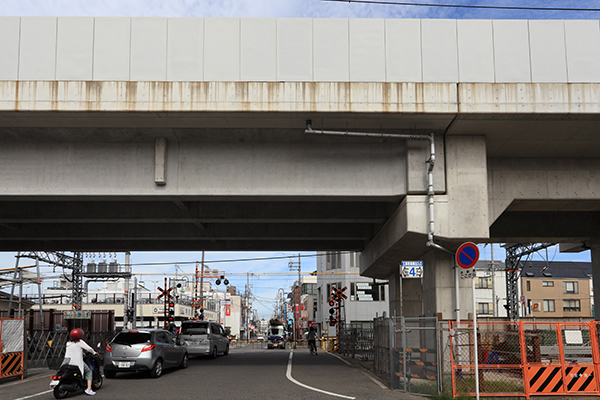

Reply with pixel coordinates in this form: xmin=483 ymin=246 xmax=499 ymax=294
xmin=472 ymin=276 xmax=480 ymax=400
xmin=399 ymin=275 xmax=403 ymax=317
xmin=8 ymin=252 xmax=20 ymax=317
xmin=18 ymin=265 xmax=23 ymax=318
xmin=200 ymin=252 xmax=205 ymax=319
xmin=124 ymin=251 xmax=130 ymax=328
xmin=132 ymin=277 xmax=137 ymax=329
xmin=401 ymin=316 xmax=407 ymax=391
xmin=455 ymin=261 xmax=461 ymax=323
xmin=491 ymin=245 xmax=496 ymax=317
xmin=298 ymin=253 xmax=301 ymax=341
xmin=246 ymin=272 xmax=250 ymax=340
xmin=36 ymin=259 xmax=44 ymax=328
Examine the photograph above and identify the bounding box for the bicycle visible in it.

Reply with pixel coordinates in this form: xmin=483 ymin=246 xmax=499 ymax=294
xmin=309 ymin=340 xmax=318 ymax=356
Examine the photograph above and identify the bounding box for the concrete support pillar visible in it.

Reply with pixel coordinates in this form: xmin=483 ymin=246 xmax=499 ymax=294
xmin=388 ymin=249 xmax=473 ymax=320
xmin=388 ymin=270 xmax=423 ymax=318
xmin=402 ymin=279 xmax=423 ymax=317
xmin=591 ymin=246 xmax=600 ymax=321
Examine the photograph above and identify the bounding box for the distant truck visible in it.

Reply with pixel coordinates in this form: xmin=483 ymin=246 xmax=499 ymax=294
xmin=267 ymin=318 xmax=286 ymax=349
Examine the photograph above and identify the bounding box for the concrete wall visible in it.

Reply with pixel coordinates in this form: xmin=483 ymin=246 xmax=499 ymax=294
xmin=2 ymin=17 xmax=600 ymax=83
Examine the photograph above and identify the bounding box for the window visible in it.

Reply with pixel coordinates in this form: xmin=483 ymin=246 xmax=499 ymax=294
xmin=476 ymin=303 xmax=492 ymax=315
xmin=543 ymin=299 xmax=555 ymax=312
xmin=563 ymin=299 xmax=581 ymax=312
xmin=326 ymin=252 xmax=342 ymax=270
xmin=526 ymin=281 xmax=531 ymax=291
xmin=326 ymin=283 xmax=342 ymax=300
xmin=349 ymin=252 xmax=360 ymax=269
xmin=302 ymin=283 xmax=316 ymax=295
xmin=564 ymin=281 xmax=579 ymax=294
xmin=542 ymin=281 xmax=554 ymax=287
xmin=165 ymin=332 xmax=176 ymax=344
xmin=155 ymin=332 xmax=169 ymax=343
xmin=181 ymin=321 xmax=209 ymax=335
xmin=477 ymin=277 xmax=491 ymax=289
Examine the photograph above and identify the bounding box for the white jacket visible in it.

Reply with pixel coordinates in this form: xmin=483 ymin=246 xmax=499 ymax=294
xmin=65 ymin=340 xmax=95 ymax=376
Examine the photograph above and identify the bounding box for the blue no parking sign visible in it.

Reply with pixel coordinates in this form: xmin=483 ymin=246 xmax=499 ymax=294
xmin=455 ymin=242 xmax=479 ymax=269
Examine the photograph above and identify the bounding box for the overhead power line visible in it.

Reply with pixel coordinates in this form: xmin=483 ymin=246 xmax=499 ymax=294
xmin=322 ymin=0 xmax=600 ymax=12
xmin=125 ymin=251 xmax=356 ymax=268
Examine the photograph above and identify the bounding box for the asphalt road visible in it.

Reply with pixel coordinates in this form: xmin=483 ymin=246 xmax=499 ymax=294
xmin=3 ymin=346 xmax=416 ymax=400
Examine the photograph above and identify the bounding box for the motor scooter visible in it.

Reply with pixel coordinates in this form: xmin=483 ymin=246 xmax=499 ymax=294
xmin=49 ymin=352 xmax=103 ymax=399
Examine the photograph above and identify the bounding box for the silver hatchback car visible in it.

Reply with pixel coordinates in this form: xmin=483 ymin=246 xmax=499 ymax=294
xmin=104 ymin=329 xmax=188 ymax=379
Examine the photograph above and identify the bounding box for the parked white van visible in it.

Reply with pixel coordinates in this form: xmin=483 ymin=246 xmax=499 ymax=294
xmin=180 ymin=321 xmax=229 ymax=358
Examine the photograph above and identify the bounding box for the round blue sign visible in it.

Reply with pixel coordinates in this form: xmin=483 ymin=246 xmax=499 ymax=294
xmin=456 ymin=242 xmax=480 ymax=269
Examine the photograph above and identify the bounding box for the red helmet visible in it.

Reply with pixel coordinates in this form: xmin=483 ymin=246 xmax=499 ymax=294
xmin=70 ymin=328 xmax=84 ymax=340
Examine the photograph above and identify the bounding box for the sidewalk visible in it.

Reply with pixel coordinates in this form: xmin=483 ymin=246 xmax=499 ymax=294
xmin=0 ymin=367 xmax=51 ymax=385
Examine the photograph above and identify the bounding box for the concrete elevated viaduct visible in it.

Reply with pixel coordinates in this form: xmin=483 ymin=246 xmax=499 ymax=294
xmin=1 ymin=17 xmax=600 ymax=319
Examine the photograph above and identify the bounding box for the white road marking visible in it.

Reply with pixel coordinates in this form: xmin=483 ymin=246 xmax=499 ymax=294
xmin=286 ymin=350 xmax=356 ymax=399
xmin=12 ymin=389 xmax=53 ymax=400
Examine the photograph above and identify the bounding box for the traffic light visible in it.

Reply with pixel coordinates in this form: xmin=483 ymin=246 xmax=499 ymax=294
xmin=168 ymin=301 xmax=175 ymax=322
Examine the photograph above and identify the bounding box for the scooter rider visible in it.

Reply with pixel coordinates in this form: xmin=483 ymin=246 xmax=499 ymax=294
xmin=66 ymin=328 xmax=98 ymax=396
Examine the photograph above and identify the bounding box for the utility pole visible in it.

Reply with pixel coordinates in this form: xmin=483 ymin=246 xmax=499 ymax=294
xmin=246 ymin=272 xmax=250 ymax=340
xmin=491 ymin=245 xmax=496 ymax=317
xmin=288 ymin=254 xmax=301 ymax=342
xmin=124 ymin=251 xmax=131 ymax=328
xmin=200 ymin=252 xmax=205 ymax=319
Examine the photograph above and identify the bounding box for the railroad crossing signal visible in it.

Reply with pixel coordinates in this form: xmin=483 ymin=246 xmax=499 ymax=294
xmin=157 ymin=286 xmax=174 ymax=300
xmin=157 ymin=278 xmax=174 ymax=329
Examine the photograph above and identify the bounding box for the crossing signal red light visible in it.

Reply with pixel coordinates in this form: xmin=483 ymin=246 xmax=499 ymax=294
xmin=169 ymin=301 xmax=174 ymax=308
xmin=329 ymin=299 xmax=335 ymax=307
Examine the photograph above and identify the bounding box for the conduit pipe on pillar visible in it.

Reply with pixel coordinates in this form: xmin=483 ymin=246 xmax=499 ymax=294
xmin=304 ymin=120 xmax=453 ymax=254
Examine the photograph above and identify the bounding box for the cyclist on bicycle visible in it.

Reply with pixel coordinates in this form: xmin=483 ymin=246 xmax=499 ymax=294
xmin=307 ymin=326 xmax=318 ymax=355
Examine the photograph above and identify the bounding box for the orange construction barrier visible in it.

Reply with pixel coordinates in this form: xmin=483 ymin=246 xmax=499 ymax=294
xmin=449 ymin=321 xmax=600 ymax=399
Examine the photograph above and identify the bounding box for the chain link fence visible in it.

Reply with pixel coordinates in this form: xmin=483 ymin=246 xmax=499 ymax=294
xmin=338 ymin=324 xmax=374 ymax=361
xmin=373 ymin=316 xmax=442 ymax=395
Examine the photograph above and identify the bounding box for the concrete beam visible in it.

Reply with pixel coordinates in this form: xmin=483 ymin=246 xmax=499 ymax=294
xmin=0 ymin=81 xmax=458 ymax=114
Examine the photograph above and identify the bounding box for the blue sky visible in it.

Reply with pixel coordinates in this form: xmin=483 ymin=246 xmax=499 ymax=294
xmin=0 ymin=0 xmax=596 ymax=319
xmin=3 ymin=0 xmax=600 ymax=20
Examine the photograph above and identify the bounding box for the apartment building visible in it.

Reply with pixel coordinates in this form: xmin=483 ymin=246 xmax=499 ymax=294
xmin=520 ymin=261 xmax=592 ymax=318
xmin=473 ymin=260 xmax=593 ymax=319
xmin=316 ymin=252 xmax=388 ymax=336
